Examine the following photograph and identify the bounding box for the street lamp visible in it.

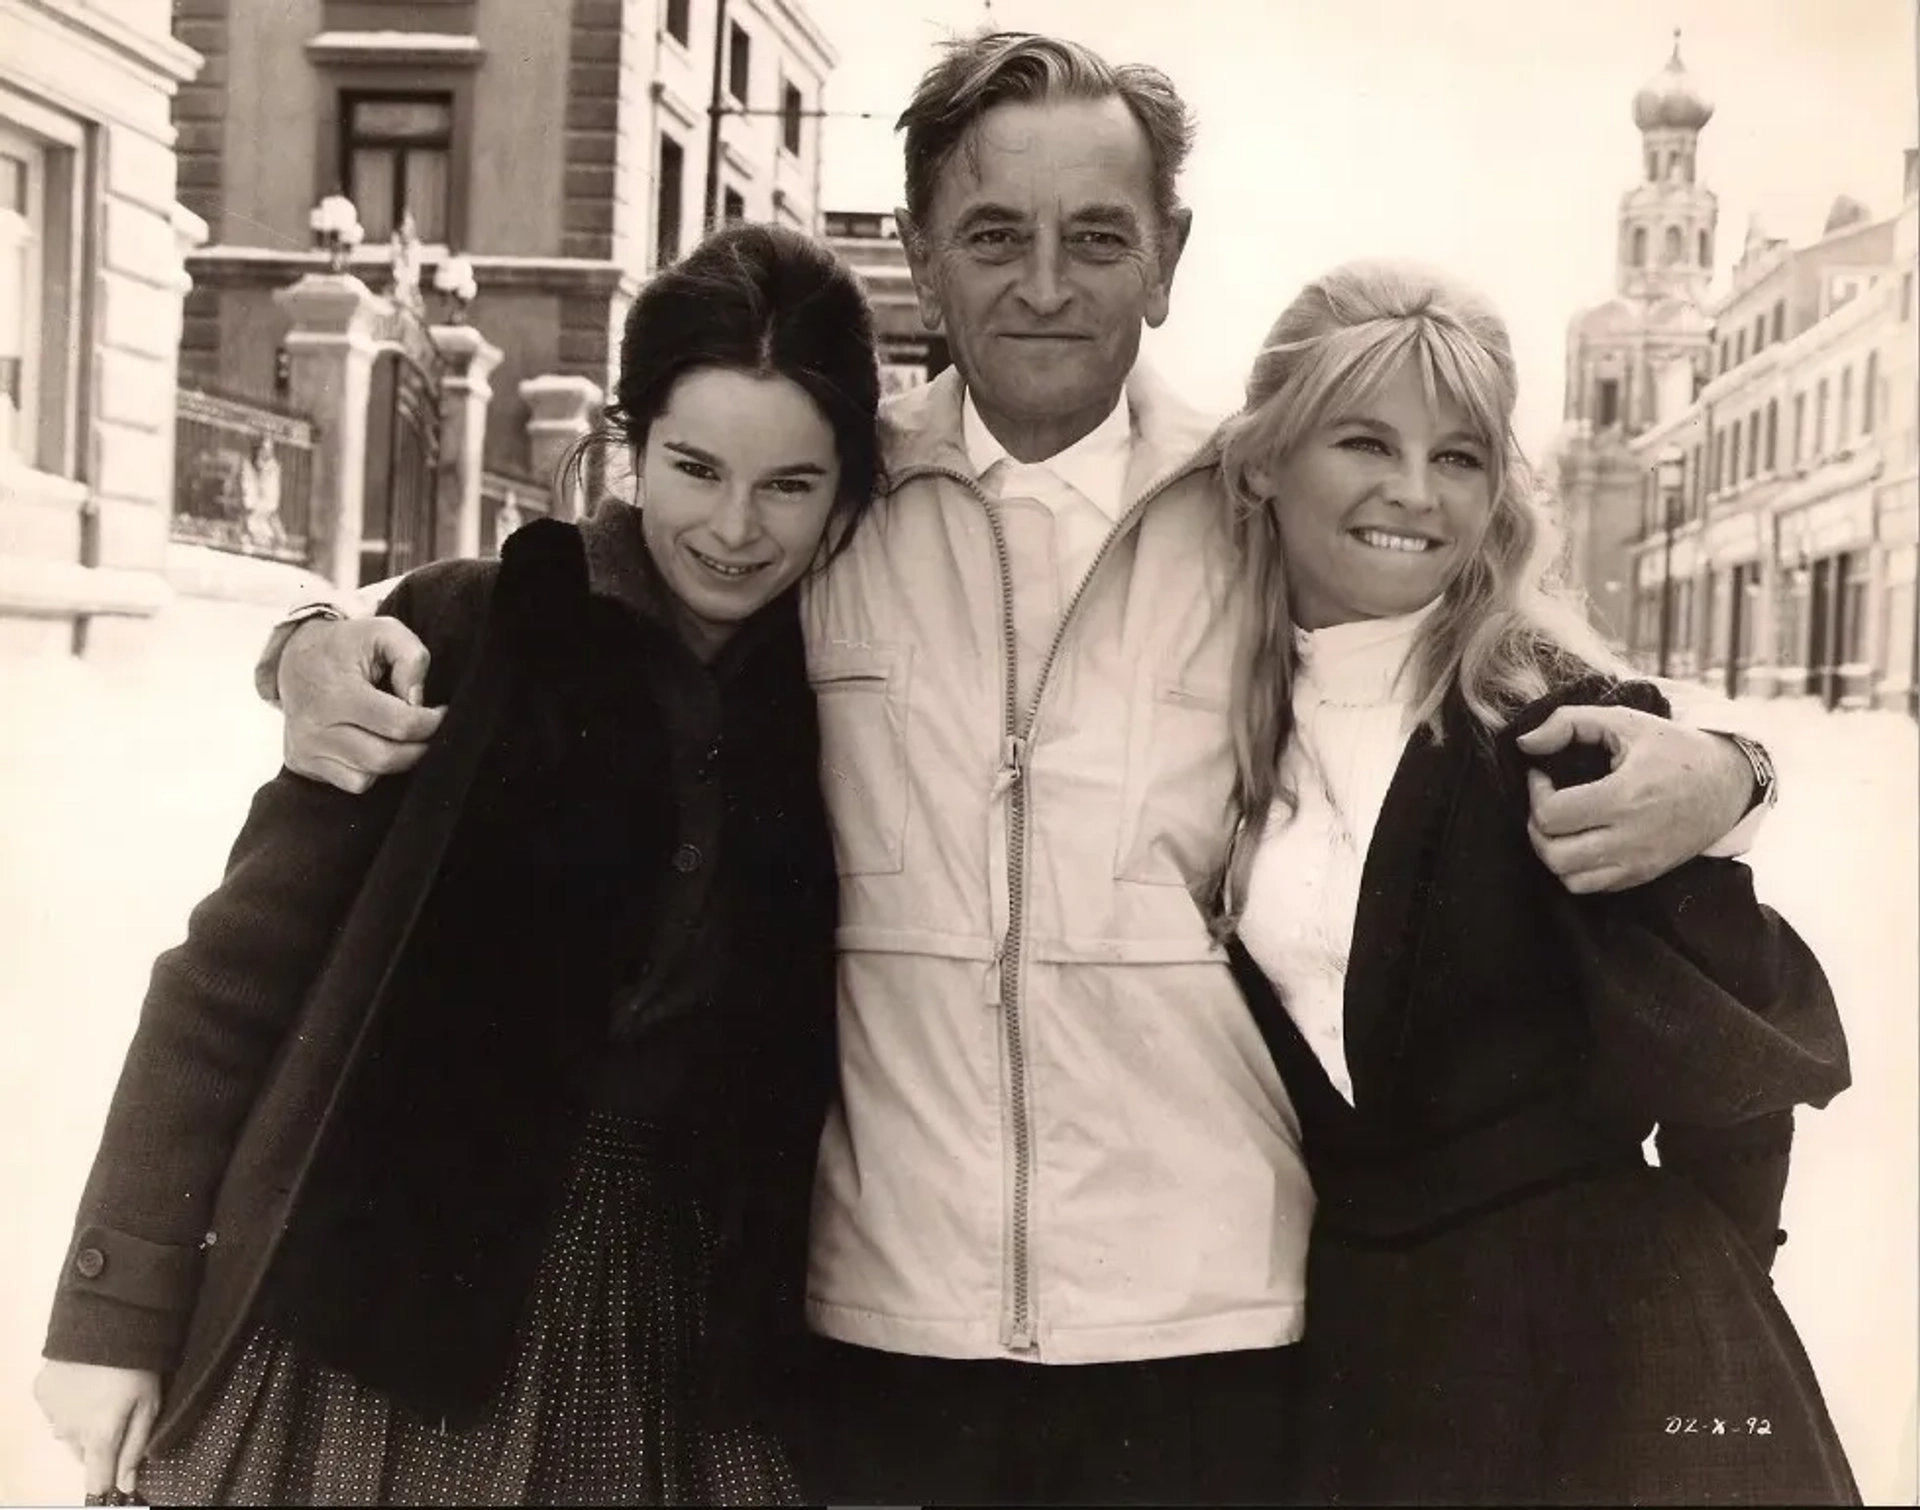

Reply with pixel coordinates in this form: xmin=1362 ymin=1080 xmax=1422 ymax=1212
xmin=1654 ymin=444 xmax=1686 ymax=678
xmin=309 ymin=193 xmax=364 ymax=272
xmin=432 ymin=252 xmax=479 ymax=324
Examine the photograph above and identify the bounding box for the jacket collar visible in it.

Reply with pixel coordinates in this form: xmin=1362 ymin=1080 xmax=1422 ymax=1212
xmin=881 ymin=361 xmax=1224 ymax=505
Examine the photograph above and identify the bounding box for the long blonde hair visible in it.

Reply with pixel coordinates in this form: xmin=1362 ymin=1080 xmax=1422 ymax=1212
xmin=1206 ymin=258 xmax=1624 ymax=936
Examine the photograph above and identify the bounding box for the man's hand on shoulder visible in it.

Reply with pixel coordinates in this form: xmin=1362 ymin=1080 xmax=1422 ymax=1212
xmin=279 ymin=615 xmax=444 ymax=792
xmin=1516 ymin=704 xmax=1757 ymax=893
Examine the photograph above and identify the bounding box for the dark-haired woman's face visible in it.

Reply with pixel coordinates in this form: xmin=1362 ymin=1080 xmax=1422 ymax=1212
xmin=638 ymin=366 xmax=842 ymax=660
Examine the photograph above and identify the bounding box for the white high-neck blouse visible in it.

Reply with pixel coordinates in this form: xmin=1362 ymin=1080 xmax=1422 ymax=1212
xmin=1236 ymin=604 xmax=1438 ymax=1104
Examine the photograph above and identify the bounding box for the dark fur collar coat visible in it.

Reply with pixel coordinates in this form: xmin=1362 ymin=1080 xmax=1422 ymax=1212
xmin=45 ymin=510 xmax=838 ymax=1447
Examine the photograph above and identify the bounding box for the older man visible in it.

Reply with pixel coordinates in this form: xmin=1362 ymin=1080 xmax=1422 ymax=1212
xmin=256 ymin=32 xmax=1772 ymax=1504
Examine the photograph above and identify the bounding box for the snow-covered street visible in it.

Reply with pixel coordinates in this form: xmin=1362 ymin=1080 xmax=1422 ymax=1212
xmin=1 ymin=609 xmax=1914 ymax=1504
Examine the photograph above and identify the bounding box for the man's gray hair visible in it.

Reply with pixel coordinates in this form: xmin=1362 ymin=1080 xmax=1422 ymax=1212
xmin=895 ymin=31 xmax=1197 ymax=253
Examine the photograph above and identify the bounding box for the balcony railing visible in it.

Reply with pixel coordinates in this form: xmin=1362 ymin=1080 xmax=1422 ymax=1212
xmin=171 ymin=387 xmax=316 ymax=565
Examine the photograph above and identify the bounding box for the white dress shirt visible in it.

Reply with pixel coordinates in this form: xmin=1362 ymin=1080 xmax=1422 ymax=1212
xmin=962 ymin=388 xmax=1133 ymax=606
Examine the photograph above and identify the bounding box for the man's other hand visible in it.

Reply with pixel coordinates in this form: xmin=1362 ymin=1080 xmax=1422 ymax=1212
xmin=1516 ymin=705 xmax=1754 ymax=893
xmin=279 ymin=616 xmax=444 ymax=792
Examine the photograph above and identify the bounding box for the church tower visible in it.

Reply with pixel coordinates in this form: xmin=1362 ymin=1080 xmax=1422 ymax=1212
xmin=1618 ymin=32 xmax=1718 ymax=304
xmin=1553 ymin=33 xmax=1720 ymax=640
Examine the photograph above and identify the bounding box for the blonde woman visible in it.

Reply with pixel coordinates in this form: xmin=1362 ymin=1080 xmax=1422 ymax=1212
xmin=1210 ymin=259 xmax=1858 ymax=1505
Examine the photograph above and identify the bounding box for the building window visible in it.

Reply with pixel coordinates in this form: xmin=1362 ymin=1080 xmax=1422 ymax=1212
xmin=722 ymin=185 xmax=746 ymax=226
xmin=1814 ymin=378 xmax=1829 ymax=456
xmin=1662 ymin=225 xmax=1682 ymax=265
xmin=1633 ymin=588 xmax=1661 ymax=660
xmin=1883 ymin=563 xmax=1916 ymax=694
xmin=1717 ymin=339 xmax=1729 ymax=374
xmin=1645 ymin=149 xmax=1658 ymax=182
xmin=1863 ymin=351 xmax=1878 ymax=435
xmin=1841 ymin=553 xmax=1871 ymax=664
xmin=1698 ymin=228 xmax=1712 ymax=267
xmin=1764 ymin=398 xmax=1778 ymax=470
xmin=1776 ymin=564 xmax=1809 ymax=666
xmin=1903 ymin=270 xmax=1914 ymax=322
xmin=1771 ymin=299 xmax=1785 ymax=342
xmin=1745 ymin=411 xmax=1760 ymax=480
xmin=781 ymin=80 xmax=804 ymax=156
xmin=1734 ymin=329 xmax=1746 ymax=366
xmin=0 ymin=111 xmax=79 ymax=476
xmin=0 ymin=127 xmax=44 ymax=466
xmin=1752 ymin=313 xmax=1765 ymax=354
xmin=1733 ymin=563 xmax=1759 ymax=666
xmin=1707 ymin=569 xmax=1732 ymax=665
xmin=343 ymin=93 xmax=453 ymax=243
xmin=1838 ymin=367 xmax=1852 ymax=441
xmin=1792 ymin=392 xmax=1806 ymax=463
xmin=656 ymin=132 xmax=685 ymax=270
xmin=1630 ymin=227 xmax=1647 ymax=267
xmin=1596 ymin=377 xmax=1619 ymax=429
xmin=664 ymin=0 xmax=691 ymax=46
xmin=1690 ymin=441 xmax=1704 ymax=516
xmin=727 ymin=21 xmax=751 ymax=104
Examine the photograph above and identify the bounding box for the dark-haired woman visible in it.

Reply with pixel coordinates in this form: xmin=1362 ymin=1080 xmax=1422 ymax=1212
xmin=33 ymin=222 xmax=883 ymax=1507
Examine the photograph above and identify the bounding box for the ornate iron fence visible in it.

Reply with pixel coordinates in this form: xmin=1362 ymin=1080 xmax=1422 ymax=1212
xmin=171 ymin=388 xmax=316 ymax=564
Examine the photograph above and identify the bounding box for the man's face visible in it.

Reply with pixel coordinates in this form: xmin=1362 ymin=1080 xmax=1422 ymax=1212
xmin=900 ymin=96 xmax=1191 ymax=461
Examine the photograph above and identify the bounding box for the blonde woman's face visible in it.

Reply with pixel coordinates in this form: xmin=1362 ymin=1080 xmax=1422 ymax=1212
xmin=1263 ymin=361 xmax=1495 ymax=629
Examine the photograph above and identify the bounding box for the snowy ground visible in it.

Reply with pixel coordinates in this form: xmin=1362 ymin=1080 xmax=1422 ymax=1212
xmin=0 ymin=602 xmax=1914 ymax=1504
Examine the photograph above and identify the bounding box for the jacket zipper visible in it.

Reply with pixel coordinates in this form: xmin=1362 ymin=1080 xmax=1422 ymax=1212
xmin=889 ymin=450 xmax=1217 ymax=1352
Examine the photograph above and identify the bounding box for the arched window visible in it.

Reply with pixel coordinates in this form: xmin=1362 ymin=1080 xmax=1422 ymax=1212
xmin=1646 ymin=149 xmax=1659 ymax=181
xmin=1632 ymin=226 xmax=1648 ymax=267
xmin=1663 ymin=225 xmax=1683 ymax=265
xmin=1698 ymin=228 xmax=1712 ymax=267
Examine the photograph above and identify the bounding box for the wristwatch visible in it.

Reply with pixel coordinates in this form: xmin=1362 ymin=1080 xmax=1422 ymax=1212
xmin=1726 ymin=733 xmax=1779 ymax=816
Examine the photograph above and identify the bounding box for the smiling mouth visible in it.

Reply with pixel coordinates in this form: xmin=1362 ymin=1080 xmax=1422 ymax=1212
xmin=1351 ymin=527 xmax=1440 ymax=555
xmin=689 ymin=547 xmax=769 ymax=579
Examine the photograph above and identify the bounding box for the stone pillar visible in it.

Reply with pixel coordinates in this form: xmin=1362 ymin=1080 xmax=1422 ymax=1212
xmin=519 ymin=374 xmax=604 ymax=521
xmin=275 ymin=273 xmax=388 ymax=588
xmin=429 ymin=324 xmax=505 ymax=560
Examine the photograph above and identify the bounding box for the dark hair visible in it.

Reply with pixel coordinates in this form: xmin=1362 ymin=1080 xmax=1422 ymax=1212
xmin=896 ymin=31 xmax=1196 ymax=258
xmin=568 ymin=222 xmax=882 ymax=565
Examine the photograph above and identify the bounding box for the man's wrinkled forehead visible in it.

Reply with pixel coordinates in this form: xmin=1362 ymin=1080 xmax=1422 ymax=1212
xmin=927 ymin=96 xmax=1157 ymax=227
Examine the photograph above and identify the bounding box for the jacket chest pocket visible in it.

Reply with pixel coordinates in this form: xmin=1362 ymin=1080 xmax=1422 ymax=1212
xmin=809 ymin=643 xmax=912 ymax=876
xmin=1113 ymin=678 xmax=1235 ymax=888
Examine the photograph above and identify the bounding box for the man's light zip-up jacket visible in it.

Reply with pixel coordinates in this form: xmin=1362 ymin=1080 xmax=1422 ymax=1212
xmin=800 ymin=365 xmax=1312 ymax=1363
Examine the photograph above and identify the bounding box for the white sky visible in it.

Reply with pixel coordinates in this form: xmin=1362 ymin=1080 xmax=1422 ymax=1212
xmin=804 ymin=0 xmax=1917 ymax=457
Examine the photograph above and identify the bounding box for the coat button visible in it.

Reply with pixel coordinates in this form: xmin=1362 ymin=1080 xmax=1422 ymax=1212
xmin=1775 ymin=1228 xmax=1788 ymax=1248
xmin=672 ymin=843 xmax=703 ymax=874
xmin=74 ymin=1247 xmax=106 ymax=1280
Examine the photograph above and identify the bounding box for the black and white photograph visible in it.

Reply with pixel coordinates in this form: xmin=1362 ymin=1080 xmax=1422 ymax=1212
xmin=0 ymin=0 xmax=1914 ymax=1503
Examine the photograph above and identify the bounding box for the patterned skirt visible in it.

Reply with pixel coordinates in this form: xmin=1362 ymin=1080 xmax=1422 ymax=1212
xmin=138 ymin=1112 xmax=801 ymax=1507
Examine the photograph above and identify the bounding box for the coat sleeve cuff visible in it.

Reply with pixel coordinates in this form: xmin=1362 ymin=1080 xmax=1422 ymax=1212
xmin=43 ymin=1226 xmax=204 ymax=1369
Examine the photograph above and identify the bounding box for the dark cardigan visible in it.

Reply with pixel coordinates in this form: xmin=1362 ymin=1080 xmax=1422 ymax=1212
xmin=43 ymin=511 xmax=838 ymax=1451
xmin=1227 ymin=673 xmax=1851 ymax=1260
